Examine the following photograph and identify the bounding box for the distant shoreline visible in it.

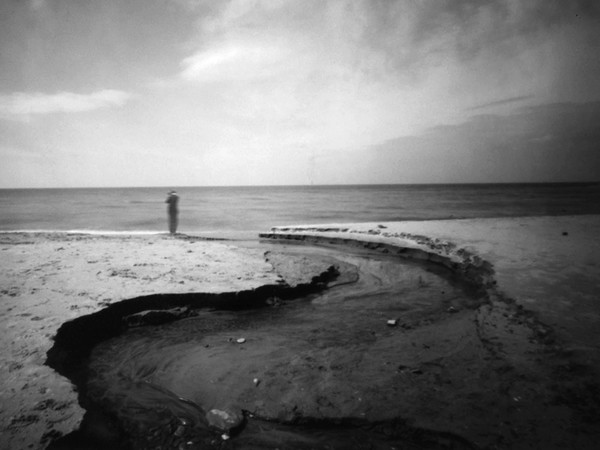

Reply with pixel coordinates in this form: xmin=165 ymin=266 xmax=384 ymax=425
xmin=3 ymin=210 xmax=600 ymax=236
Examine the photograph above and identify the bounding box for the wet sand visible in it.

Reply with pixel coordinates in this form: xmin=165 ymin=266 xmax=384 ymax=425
xmin=268 ymin=215 xmax=600 ymax=371
xmin=1 ymin=215 xmax=599 ymax=449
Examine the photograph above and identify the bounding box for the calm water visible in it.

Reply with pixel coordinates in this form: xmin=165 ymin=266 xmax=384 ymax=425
xmin=1 ymin=183 xmax=599 ymax=238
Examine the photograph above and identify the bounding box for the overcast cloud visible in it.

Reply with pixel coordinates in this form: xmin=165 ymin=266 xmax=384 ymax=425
xmin=1 ymin=0 xmax=599 ymax=187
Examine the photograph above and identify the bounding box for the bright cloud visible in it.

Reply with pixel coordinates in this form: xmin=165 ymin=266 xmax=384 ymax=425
xmin=180 ymin=42 xmax=291 ymax=82
xmin=0 ymin=90 xmax=132 ymax=118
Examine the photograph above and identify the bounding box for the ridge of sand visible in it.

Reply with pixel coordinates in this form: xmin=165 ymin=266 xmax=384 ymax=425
xmin=266 ymin=215 xmax=600 ymax=370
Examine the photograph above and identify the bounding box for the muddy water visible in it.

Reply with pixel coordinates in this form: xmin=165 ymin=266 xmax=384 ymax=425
xmin=82 ymin=246 xmax=482 ymax=449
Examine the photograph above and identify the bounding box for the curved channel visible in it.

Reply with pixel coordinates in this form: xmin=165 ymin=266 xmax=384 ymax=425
xmin=47 ymin=243 xmax=486 ymax=449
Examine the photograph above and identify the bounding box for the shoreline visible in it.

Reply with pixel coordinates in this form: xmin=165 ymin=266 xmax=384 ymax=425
xmin=3 ymin=208 xmax=600 ymax=230
xmin=1 ymin=215 xmax=599 ymax=449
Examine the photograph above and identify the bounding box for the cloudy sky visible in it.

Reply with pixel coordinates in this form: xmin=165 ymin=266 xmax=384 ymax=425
xmin=1 ymin=0 xmax=599 ymax=188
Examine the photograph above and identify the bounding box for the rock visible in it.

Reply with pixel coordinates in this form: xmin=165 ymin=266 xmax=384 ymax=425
xmin=236 ymin=338 xmax=246 ymax=344
xmin=205 ymin=408 xmax=244 ymax=433
xmin=387 ymin=319 xmax=398 ymax=326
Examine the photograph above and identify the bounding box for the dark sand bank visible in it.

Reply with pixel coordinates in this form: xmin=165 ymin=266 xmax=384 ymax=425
xmin=1 ymin=216 xmax=599 ymax=449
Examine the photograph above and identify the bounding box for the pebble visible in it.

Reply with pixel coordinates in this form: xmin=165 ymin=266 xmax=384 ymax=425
xmin=236 ymin=338 xmax=246 ymax=344
xmin=206 ymin=408 xmax=244 ymax=432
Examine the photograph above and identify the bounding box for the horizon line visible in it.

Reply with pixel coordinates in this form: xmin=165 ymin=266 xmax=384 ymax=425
xmin=1 ymin=180 xmax=599 ymax=190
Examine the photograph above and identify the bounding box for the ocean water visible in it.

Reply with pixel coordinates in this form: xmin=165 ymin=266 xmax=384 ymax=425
xmin=1 ymin=183 xmax=599 ymax=238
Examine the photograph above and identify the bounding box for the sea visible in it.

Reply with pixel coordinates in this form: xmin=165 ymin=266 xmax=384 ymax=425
xmin=1 ymin=183 xmax=599 ymax=239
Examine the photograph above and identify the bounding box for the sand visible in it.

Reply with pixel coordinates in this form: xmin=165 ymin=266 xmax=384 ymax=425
xmin=0 ymin=234 xmax=282 ymax=449
xmin=269 ymin=215 xmax=600 ymax=370
xmin=1 ymin=215 xmax=599 ymax=449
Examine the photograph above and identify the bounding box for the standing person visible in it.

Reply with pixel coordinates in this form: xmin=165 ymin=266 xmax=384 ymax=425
xmin=165 ymin=190 xmax=179 ymax=234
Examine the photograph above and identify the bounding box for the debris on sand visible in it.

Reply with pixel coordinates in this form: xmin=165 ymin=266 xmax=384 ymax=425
xmin=205 ymin=408 xmax=244 ymax=433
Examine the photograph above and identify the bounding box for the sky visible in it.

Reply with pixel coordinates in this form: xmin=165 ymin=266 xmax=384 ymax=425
xmin=1 ymin=0 xmax=599 ymax=188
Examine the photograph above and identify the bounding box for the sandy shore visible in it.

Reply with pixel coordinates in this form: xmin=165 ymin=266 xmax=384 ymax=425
xmin=1 ymin=215 xmax=599 ymax=449
xmin=0 ymin=234 xmax=284 ymax=449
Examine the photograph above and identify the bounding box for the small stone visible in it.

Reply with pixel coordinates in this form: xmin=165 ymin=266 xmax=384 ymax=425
xmin=447 ymin=306 xmax=458 ymax=313
xmin=236 ymin=338 xmax=246 ymax=344
xmin=387 ymin=319 xmax=397 ymax=326
xmin=206 ymin=408 xmax=244 ymax=433
xmin=253 ymin=378 xmax=260 ymax=386
xmin=221 ymin=434 xmax=230 ymax=440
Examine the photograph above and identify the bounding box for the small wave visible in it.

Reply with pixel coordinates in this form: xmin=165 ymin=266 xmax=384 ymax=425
xmin=0 ymin=229 xmax=166 ymax=236
xmin=68 ymin=230 xmax=165 ymax=236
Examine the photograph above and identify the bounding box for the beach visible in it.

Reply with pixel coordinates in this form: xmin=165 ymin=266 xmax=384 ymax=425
xmin=1 ymin=216 xmax=600 ymax=449
xmin=0 ymin=234 xmax=282 ymax=448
